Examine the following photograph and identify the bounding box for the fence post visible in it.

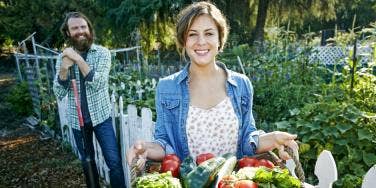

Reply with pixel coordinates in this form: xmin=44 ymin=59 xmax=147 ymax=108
xmin=111 ymin=91 xmax=117 ymax=138
xmin=15 ymin=56 xmax=23 ymax=81
xmin=31 ymin=36 xmax=41 ymax=79
xmin=141 ymin=107 xmax=154 ymax=142
xmin=118 ymin=96 xmax=131 ymax=187
xmin=314 ymin=150 xmax=338 ymax=188
xmin=135 ymin=80 xmax=144 ymax=100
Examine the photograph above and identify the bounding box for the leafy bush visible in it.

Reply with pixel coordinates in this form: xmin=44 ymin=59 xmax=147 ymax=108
xmin=276 ymin=99 xmax=375 ymax=187
xmin=6 ymin=81 xmax=33 ymax=116
xmin=220 ymin=24 xmax=376 ymax=187
xmin=109 ymin=67 xmax=157 ymax=119
xmin=268 ymin=25 xmax=376 ymax=187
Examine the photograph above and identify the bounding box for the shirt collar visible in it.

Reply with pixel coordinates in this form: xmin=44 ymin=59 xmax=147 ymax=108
xmin=87 ymin=44 xmax=98 ymax=52
xmin=176 ymin=61 xmax=238 ymax=87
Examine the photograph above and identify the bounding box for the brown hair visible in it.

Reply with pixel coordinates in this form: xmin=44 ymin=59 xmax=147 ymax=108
xmin=60 ymin=12 xmax=94 ymax=40
xmin=176 ymin=1 xmax=229 ymax=59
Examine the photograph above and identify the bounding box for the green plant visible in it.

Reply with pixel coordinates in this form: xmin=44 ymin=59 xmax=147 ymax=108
xmin=109 ymin=64 xmax=157 ymax=119
xmin=274 ymin=24 xmax=376 ymax=187
xmin=6 ymin=81 xmax=33 ymax=116
xmin=217 ymin=23 xmax=376 ymax=187
xmin=276 ymin=99 xmax=375 ymax=187
xmin=37 ymin=64 xmax=59 ymax=130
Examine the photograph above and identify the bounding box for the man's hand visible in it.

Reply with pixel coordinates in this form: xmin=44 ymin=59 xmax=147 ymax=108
xmin=62 ymin=48 xmax=90 ymax=76
xmin=59 ymin=56 xmax=75 ymax=81
xmin=61 ymin=56 xmax=75 ymax=70
xmin=62 ymin=48 xmax=84 ymax=63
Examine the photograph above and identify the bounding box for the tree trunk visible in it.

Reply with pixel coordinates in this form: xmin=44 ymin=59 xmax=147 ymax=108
xmin=252 ymin=0 xmax=270 ymax=44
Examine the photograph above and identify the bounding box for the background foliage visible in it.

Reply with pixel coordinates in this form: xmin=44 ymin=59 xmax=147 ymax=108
xmin=1 ymin=0 xmax=375 ymax=52
xmin=6 ymin=81 xmax=33 ymax=116
xmin=1 ymin=0 xmax=375 ymax=187
xmin=108 ymin=22 xmax=376 ymax=187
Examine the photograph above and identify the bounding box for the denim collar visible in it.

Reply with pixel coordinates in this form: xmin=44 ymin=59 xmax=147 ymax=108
xmin=176 ymin=61 xmax=238 ymax=87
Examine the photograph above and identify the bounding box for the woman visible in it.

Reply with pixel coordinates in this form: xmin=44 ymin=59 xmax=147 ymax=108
xmin=127 ymin=1 xmax=298 ymax=168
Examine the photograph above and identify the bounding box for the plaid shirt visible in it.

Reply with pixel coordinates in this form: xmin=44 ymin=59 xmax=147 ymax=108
xmin=53 ymin=44 xmax=111 ymax=130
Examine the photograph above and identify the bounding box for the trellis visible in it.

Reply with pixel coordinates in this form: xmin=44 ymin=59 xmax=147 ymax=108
xmin=14 ymin=32 xmax=59 ymax=120
xmin=309 ymin=45 xmax=373 ymax=65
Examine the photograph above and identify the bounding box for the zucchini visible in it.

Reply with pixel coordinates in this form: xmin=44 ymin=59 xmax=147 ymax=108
xmin=211 ymin=155 xmax=237 ymax=188
xmin=180 ymin=156 xmax=196 ymax=184
xmin=184 ymin=157 xmax=225 ymax=188
xmin=221 ymin=152 xmax=236 ymax=159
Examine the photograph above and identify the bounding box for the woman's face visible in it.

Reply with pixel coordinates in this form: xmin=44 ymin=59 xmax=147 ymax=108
xmin=185 ymin=14 xmax=220 ymax=67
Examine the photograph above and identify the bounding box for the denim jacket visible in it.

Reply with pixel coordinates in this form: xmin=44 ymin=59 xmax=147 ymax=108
xmin=154 ymin=62 xmax=260 ymax=160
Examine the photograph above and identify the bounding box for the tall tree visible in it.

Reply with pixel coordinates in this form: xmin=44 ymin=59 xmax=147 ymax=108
xmin=252 ymin=0 xmax=338 ymax=43
xmin=96 ymin=0 xmax=190 ymax=52
xmin=0 ymin=0 xmax=105 ymax=49
xmin=215 ymin=0 xmax=257 ymax=45
xmin=253 ymin=0 xmax=270 ymax=44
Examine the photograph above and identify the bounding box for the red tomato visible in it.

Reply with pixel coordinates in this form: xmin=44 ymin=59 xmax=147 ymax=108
xmin=163 ymin=154 xmax=181 ymax=163
xmin=218 ymin=175 xmax=237 ymax=188
xmin=196 ymin=153 xmax=215 ymax=165
xmin=234 ymin=180 xmax=258 ymax=188
xmin=258 ymin=159 xmax=274 ymax=169
xmin=238 ymin=157 xmax=259 ymax=168
xmin=218 ymin=181 xmax=224 ymax=188
xmin=160 ymin=159 xmax=180 ymax=177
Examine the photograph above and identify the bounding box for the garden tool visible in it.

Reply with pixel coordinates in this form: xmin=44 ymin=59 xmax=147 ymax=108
xmin=70 ymin=67 xmax=97 ymax=187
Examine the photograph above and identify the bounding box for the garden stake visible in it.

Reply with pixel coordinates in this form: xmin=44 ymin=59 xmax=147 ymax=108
xmin=350 ymin=38 xmax=357 ymax=96
xmin=70 ymin=67 xmax=97 ymax=187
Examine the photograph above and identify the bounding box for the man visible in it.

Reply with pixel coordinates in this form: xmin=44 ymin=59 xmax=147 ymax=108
xmin=53 ymin=12 xmax=125 ymax=188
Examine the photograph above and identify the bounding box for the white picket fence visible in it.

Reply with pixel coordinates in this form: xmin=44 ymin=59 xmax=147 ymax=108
xmin=57 ymin=93 xmax=375 ymax=188
xmin=57 ymin=92 xmax=155 ymax=187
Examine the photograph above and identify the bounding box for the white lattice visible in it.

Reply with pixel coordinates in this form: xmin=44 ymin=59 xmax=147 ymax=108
xmin=309 ymin=45 xmax=374 ymax=65
xmin=309 ymin=46 xmax=345 ymax=65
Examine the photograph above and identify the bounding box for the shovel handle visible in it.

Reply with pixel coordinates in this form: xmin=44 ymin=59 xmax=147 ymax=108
xmin=70 ymin=67 xmax=84 ymax=127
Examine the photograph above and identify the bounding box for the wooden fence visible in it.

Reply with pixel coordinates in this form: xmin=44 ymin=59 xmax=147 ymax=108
xmin=57 ymin=91 xmax=155 ymax=187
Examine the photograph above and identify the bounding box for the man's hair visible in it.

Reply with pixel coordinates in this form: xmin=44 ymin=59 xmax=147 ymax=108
xmin=60 ymin=12 xmax=94 ymax=40
xmin=176 ymin=1 xmax=229 ymax=60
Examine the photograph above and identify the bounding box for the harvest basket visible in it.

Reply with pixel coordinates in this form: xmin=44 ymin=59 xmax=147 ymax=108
xmin=253 ymin=149 xmax=306 ymax=183
xmin=131 ymin=148 xmax=306 ymax=188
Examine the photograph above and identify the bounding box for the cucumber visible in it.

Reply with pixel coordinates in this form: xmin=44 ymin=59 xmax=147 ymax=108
xmin=180 ymin=156 xmax=196 ymax=185
xmin=184 ymin=157 xmax=226 ymax=188
xmin=221 ymin=152 xmax=236 ymax=159
xmin=211 ymin=156 xmax=237 ymax=188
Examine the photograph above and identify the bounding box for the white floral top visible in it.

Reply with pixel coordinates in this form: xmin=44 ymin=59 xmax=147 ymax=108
xmin=186 ymin=96 xmax=239 ymax=159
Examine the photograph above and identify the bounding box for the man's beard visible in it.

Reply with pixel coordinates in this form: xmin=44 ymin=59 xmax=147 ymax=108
xmin=68 ymin=32 xmax=93 ymax=52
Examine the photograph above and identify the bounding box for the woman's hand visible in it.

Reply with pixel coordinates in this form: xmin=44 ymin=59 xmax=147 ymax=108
xmin=273 ymin=131 xmax=298 ymax=160
xmin=126 ymin=140 xmax=166 ymax=170
xmin=126 ymin=140 xmax=148 ymax=170
xmin=257 ymin=131 xmax=298 ymax=160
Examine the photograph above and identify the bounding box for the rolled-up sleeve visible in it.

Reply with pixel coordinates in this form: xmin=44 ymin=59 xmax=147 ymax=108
xmin=53 ymin=54 xmax=70 ymax=101
xmin=85 ymin=49 xmax=111 ymax=91
xmin=83 ymin=69 xmax=94 ymax=82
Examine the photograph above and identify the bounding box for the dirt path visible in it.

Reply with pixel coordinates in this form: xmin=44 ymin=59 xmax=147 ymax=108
xmin=0 ymin=72 xmax=85 ymax=187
